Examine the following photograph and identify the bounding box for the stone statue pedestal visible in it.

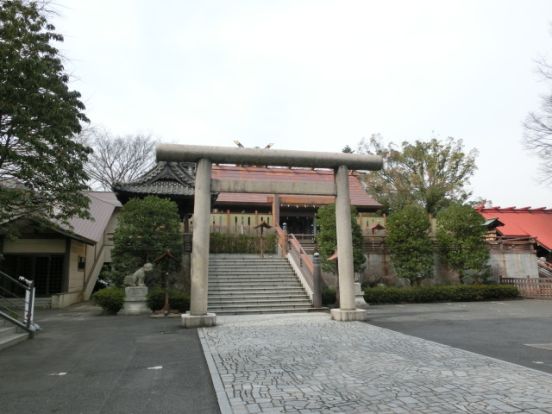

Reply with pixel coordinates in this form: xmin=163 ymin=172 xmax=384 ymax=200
xmin=120 ymin=286 xmax=150 ymax=315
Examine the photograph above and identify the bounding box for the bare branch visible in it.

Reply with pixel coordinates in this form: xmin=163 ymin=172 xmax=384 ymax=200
xmin=524 ymin=33 xmax=552 ymax=183
xmin=79 ymin=127 xmax=158 ymax=190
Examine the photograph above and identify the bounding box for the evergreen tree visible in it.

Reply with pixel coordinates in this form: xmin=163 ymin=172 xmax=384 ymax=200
xmin=0 ymin=0 xmax=91 ymax=227
xmin=436 ymin=203 xmax=489 ymax=283
xmin=359 ymin=135 xmax=477 ymax=215
xmin=386 ymin=204 xmax=434 ymax=285
xmin=111 ymin=196 xmax=182 ymax=284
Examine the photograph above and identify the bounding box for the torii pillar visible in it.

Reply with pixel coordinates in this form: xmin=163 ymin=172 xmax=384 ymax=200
xmin=330 ymin=165 xmax=365 ymax=320
xmin=156 ymin=144 xmax=383 ymax=327
xmin=184 ymin=158 xmax=216 ymax=328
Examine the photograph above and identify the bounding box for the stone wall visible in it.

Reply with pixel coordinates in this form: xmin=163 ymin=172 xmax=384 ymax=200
xmin=360 ymin=238 xmax=538 ymax=286
xmin=488 ymin=243 xmax=539 ymax=280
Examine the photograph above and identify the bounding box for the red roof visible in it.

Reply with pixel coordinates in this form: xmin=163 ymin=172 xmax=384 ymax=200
xmin=211 ymin=165 xmax=380 ymax=209
xmin=477 ymin=207 xmax=552 ymax=250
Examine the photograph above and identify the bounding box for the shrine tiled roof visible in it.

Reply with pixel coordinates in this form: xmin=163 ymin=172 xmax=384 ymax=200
xmin=112 ymin=162 xmax=196 ymax=196
xmin=113 ymin=162 xmax=381 ymax=209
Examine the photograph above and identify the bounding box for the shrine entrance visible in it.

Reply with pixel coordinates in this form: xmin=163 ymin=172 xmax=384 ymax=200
xmin=156 ymin=144 xmax=382 ymax=327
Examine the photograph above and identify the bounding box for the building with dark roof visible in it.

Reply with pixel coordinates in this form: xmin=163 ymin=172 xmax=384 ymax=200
xmin=113 ymin=161 xmax=382 ymax=235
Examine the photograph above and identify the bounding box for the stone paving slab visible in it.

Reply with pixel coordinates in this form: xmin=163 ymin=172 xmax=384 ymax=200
xmin=199 ymin=312 xmax=552 ymax=414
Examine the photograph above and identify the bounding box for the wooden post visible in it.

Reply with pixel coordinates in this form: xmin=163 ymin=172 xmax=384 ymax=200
xmin=272 ymin=194 xmax=280 ymax=227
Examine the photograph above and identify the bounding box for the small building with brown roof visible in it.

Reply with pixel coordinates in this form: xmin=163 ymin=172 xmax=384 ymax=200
xmin=0 ymin=192 xmax=121 ymax=308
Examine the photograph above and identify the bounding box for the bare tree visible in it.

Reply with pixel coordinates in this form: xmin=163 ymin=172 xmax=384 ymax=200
xmin=80 ymin=127 xmax=157 ymax=190
xmin=524 ymin=55 xmax=552 ymax=183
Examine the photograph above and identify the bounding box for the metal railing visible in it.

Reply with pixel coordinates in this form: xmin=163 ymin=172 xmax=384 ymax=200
xmin=0 ymin=270 xmax=39 ymax=336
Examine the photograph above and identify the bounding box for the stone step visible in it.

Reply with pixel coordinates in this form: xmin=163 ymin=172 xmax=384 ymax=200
xmin=209 ymin=275 xmax=297 ymax=282
xmin=0 ymin=326 xmax=17 ymax=336
xmin=0 ymin=324 xmax=28 ymax=352
xmin=210 ymin=265 xmax=290 ymax=268
xmin=209 ymin=277 xmax=300 ymax=282
xmin=209 ymin=283 xmax=302 ymax=289
xmin=208 ymin=254 xmax=311 ymax=314
xmin=208 ymin=287 xmax=307 ymax=294
xmin=210 ymin=271 xmax=295 ymax=276
xmin=209 ymin=294 xmax=307 ymax=300
xmin=209 ymin=267 xmax=292 ymax=275
xmin=209 ymin=299 xmax=312 ymax=306
xmin=208 ymin=301 xmax=313 ymax=310
xmin=208 ymin=291 xmax=305 ymax=300
xmin=2 ymin=297 xmax=52 ymax=310
xmin=209 ymin=258 xmax=286 ymax=263
xmin=208 ymin=307 xmax=316 ymax=315
xmin=211 ymin=261 xmax=290 ymax=263
xmin=209 ymin=262 xmax=291 ymax=265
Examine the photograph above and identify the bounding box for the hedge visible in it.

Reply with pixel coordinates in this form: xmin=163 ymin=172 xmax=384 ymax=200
xmin=147 ymin=287 xmax=190 ymax=312
xmin=364 ymin=284 xmax=520 ymax=304
xmin=92 ymin=287 xmax=125 ymax=314
xmin=322 ymin=287 xmax=337 ymax=306
xmin=210 ymin=232 xmax=277 ymax=254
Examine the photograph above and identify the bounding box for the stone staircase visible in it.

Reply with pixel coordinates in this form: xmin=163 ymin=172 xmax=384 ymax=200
xmin=0 ymin=317 xmax=28 ymax=352
xmin=208 ymin=254 xmax=313 ymax=314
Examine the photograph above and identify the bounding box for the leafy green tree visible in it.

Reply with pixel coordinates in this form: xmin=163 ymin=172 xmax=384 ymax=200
xmin=0 ymin=1 xmax=91 ymax=227
xmin=316 ymin=204 xmax=365 ymax=273
xmin=436 ymin=203 xmax=489 ymax=283
xmin=358 ymin=135 xmax=477 ymax=215
xmin=111 ymin=196 xmax=182 ymax=285
xmin=386 ymin=204 xmax=434 ymax=285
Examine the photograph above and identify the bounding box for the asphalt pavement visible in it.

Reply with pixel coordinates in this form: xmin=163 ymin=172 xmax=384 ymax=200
xmin=366 ymin=299 xmax=552 ymax=374
xmin=0 ymin=303 xmax=220 ymax=414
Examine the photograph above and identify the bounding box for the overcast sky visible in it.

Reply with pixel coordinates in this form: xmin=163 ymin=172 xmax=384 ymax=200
xmin=52 ymin=0 xmax=552 ymax=207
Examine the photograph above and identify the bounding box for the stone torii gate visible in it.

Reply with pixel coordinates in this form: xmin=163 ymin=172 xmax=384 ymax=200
xmin=156 ymin=144 xmax=383 ymax=327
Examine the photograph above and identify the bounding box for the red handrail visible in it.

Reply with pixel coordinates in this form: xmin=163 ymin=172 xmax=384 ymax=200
xmin=289 ymin=234 xmax=314 ymax=274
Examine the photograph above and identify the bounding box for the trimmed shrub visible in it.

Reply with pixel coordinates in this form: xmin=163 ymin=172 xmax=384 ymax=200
xmin=386 ymin=205 xmax=434 ymax=285
xmin=322 ymin=287 xmax=337 ymax=306
xmin=210 ymin=232 xmax=276 ymax=254
xmin=92 ymin=287 xmax=124 ymax=314
xmin=364 ymin=284 xmax=519 ymax=304
xmin=147 ymin=287 xmax=190 ymax=312
xmin=436 ymin=203 xmax=490 ymax=283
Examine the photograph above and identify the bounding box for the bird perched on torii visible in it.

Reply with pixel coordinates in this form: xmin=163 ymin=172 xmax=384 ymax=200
xmin=233 ymin=139 xmax=274 ymax=149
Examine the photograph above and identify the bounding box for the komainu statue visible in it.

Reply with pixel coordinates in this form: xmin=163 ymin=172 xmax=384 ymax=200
xmin=124 ymin=263 xmax=153 ymax=287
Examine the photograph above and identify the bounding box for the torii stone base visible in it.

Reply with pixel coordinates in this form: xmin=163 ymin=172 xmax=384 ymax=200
xmin=182 ymin=312 xmax=216 ymax=328
xmin=330 ymin=308 xmax=367 ymax=321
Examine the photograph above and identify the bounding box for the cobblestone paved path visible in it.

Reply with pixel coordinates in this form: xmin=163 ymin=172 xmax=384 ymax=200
xmin=199 ymin=312 xmax=552 ymax=414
